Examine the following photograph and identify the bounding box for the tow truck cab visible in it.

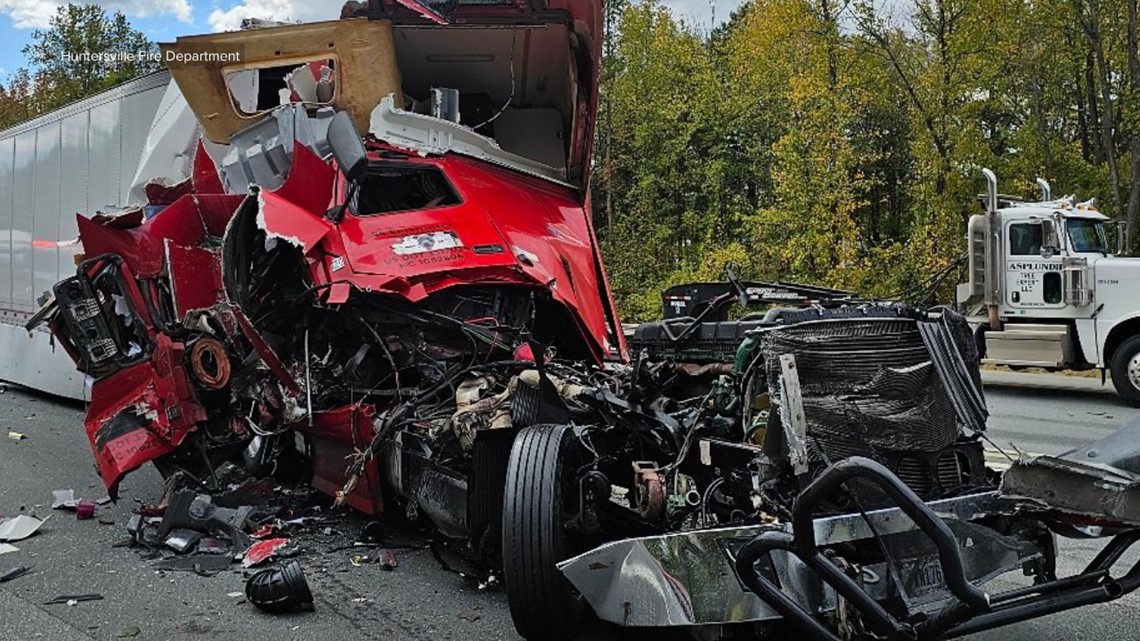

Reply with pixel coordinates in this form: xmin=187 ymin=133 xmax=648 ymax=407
xmin=956 ymin=169 xmax=1140 ymax=404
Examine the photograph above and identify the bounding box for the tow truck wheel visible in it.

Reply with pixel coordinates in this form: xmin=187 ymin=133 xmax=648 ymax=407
xmin=1110 ymin=336 xmax=1140 ymax=407
xmin=502 ymin=424 xmax=584 ymax=640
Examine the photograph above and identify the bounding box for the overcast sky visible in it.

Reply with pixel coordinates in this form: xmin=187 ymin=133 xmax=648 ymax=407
xmin=0 ymin=0 xmax=745 ymax=80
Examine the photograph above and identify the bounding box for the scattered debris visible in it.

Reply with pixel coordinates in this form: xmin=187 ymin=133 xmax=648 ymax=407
xmin=0 ymin=515 xmax=48 ymax=542
xmin=7 ymin=431 xmax=25 ymax=441
xmin=457 ymin=606 xmax=483 ymax=622
xmin=151 ymin=554 xmax=233 ymax=573
xmin=0 ymin=544 xmax=18 ymax=555
xmin=51 ymin=490 xmax=80 ymax=509
xmin=0 ymin=565 xmax=32 ymax=582
xmin=159 ymin=491 xmax=253 ymax=550
xmin=377 ymin=549 xmax=398 ymax=571
xmin=75 ymin=501 xmax=96 ymax=520
xmin=196 ymin=537 xmax=229 ymax=555
xmin=242 ymin=538 xmax=291 ymax=568
xmin=164 ymin=528 xmax=204 ymax=553
xmin=45 ymin=594 xmax=104 ymax=605
xmin=117 ymin=626 xmax=141 ymax=638
xmin=245 ymin=560 xmax=313 ymax=613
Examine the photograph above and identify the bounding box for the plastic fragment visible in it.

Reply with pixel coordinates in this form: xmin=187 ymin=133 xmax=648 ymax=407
xmin=0 ymin=515 xmax=49 ymax=542
xmin=378 ymin=549 xmax=398 ymax=571
xmin=0 ymin=565 xmax=32 ymax=582
xmin=242 ymin=537 xmax=290 ymax=568
xmin=45 ymin=594 xmax=104 ymax=605
xmin=51 ymin=490 xmax=79 ymax=510
xmin=245 ymin=560 xmax=314 ymax=613
xmin=75 ymin=501 xmax=96 ymax=520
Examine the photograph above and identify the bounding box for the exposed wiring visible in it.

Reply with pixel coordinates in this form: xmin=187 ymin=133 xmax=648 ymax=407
xmin=470 ymin=33 xmax=516 ymax=131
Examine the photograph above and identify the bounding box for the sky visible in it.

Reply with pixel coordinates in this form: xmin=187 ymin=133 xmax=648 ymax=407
xmin=0 ymin=0 xmax=744 ymax=81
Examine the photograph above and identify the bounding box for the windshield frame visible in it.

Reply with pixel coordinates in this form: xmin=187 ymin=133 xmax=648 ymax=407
xmin=1067 ymin=218 xmax=1110 ymax=255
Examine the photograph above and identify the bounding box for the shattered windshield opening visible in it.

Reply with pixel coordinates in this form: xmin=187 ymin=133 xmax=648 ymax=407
xmin=350 ymin=164 xmax=461 ymax=215
xmin=1068 ymin=218 xmax=1109 ymax=254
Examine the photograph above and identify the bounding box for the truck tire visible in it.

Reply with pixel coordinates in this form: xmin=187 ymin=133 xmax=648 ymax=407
xmin=502 ymin=424 xmax=584 ymax=640
xmin=1110 ymin=336 xmax=1140 ymax=407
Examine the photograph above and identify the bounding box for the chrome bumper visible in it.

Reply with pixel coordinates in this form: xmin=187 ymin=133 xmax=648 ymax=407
xmin=558 ymin=491 xmax=1036 ymax=627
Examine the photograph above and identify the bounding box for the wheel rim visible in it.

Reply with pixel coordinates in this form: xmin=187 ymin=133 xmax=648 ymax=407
xmin=1130 ymin=352 xmax=1140 ymax=390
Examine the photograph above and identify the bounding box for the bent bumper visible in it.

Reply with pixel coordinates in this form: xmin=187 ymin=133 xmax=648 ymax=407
xmin=558 ymin=491 xmax=1035 ymax=627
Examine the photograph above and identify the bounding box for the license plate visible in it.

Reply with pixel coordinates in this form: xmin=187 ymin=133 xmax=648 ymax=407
xmin=897 ymin=556 xmax=946 ymax=603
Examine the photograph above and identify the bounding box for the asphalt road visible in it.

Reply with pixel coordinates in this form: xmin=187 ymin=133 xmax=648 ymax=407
xmin=0 ymin=374 xmax=1138 ymax=641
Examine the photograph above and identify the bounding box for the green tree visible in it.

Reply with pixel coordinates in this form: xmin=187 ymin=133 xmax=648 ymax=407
xmin=0 ymin=69 xmax=37 ymax=129
xmin=20 ymin=4 xmax=159 ymax=113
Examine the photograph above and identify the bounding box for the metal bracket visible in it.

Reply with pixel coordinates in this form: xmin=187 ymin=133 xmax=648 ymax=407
xmin=779 ymin=354 xmax=810 ymax=476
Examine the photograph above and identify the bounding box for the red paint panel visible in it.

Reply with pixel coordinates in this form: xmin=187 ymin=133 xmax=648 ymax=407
xmin=168 ymin=244 xmax=223 ymax=319
xmin=77 ymin=194 xmax=243 ymax=279
xmin=85 ymin=335 xmax=205 ymax=496
xmin=259 ymin=190 xmax=334 ymax=253
xmin=192 ymin=140 xmax=225 ymax=195
xmin=273 ymin=143 xmax=336 ymax=217
xmin=299 ymin=405 xmax=382 ymax=515
xmin=331 ymin=152 xmax=618 ymax=361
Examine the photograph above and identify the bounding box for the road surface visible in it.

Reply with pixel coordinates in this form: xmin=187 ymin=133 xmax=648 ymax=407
xmin=0 ymin=373 xmax=1137 ymax=641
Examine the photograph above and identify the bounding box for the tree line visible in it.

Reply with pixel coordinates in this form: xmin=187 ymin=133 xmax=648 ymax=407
xmin=594 ymin=0 xmax=1140 ymax=319
xmin=4 ymin=1 xmax=1139 ymax=321
xmin=0 ymin=5 xmax=158 ymax=130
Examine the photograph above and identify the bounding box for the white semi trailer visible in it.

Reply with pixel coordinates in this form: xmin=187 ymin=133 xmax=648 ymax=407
xmin=958 ymin=169 xmax=1140 ymax=405
xmin=0 ymin=71 xmax=196 ymax=399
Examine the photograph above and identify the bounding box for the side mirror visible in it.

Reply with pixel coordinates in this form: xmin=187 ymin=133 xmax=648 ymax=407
xmin=1040 ymin=219 xmax=1060 ymax=258
xmin=327 ymin=111 xmax=368 ymax=182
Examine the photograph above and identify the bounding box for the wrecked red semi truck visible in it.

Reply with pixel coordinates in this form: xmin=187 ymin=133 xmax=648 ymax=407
xmin=25 ymin=3 xmax=1140 ymax=641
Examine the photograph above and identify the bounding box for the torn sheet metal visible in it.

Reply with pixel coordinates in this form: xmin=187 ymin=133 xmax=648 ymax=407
xmin=1001 ymin=415 xmax=1140 ymax=526
xmin=161 ymin=19 xmax=402 ymax=144
xmin=84 ymin=335 xmax=207 ymax=497
xmin=77 ymin=194 xmax=243 ymax=279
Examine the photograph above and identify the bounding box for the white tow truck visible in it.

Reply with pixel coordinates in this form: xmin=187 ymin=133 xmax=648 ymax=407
xmin=957 ymin=168 xmax=1140 ymax=405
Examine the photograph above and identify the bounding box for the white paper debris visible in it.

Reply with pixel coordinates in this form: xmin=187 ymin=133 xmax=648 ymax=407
xmin=0 ymin=515 xmax=49 ymax=542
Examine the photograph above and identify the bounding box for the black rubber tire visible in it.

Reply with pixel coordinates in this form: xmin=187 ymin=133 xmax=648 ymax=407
xmin=1110 ymin=336 xmax=1140 ymax=407
xmin=502 ymin=424 xmax=583 ymax=640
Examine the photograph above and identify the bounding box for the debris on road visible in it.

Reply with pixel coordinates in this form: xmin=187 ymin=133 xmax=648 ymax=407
xmin=44 ymin=594 xmax=104 ymax=605
xmin=0 ymin=514 xmax=48 ymax=542
xmin=0 ymin=544 xmax=18 ymax=555
xmin=117 ymin=625 xmax=141 ymax=638
xmin=75 ymin=501 xmax=95 ymax=520
xmin=377 ymin=549 xmax=398 ymax=571
xmin=151 ymin=554 xmax=233 ymax=573
xmin=0 ymin=565 xmax=32 ymax=582
xmin=241 ymin=538 xmax=292 ymax=568
xmin=245 ymin=560 xmax=313 ymax=613
xmin=7 ymin=431 xmax=25 ymax=441
xmin=51 ymin=489 xmax=80 ymax=510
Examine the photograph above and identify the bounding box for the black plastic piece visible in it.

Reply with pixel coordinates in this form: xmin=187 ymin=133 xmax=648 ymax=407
xmin=245 ymin=560 xmax=314 ymax=613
